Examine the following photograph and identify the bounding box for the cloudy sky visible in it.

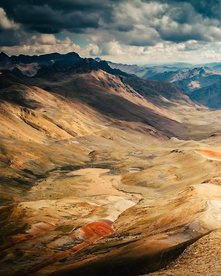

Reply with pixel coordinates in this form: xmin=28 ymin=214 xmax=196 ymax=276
xmin=1 ymin=0 xmax=221 ymax=64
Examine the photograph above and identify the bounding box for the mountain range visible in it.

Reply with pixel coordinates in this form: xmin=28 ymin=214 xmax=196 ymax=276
xmin=107 ymin=59 xmax=221 ymax=109
xmin=2 ymin=51 xmax=221 ymax=110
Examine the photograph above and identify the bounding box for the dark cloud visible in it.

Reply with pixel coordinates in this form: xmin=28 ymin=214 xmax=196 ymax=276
xmin=145 ymin=0 xmax=221 ymax=19
xmin=0 ymin=29 xmax=22 ymax=46
xmin=0 ymin=0 xmax=221 ymax=53
xmin=0 ymin=0 xmax=115 ymax=33
xmin=15 ymin=6 xmax=100 ymax=33
xmin=157 ymin=27 xmax=206 ymax=43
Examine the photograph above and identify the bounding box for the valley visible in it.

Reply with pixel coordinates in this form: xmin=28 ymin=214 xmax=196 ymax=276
xmin=1 ymin=52 xmax=221 ymax=275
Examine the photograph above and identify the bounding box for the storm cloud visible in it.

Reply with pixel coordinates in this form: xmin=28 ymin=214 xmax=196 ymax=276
xmin=0 ymin=0 xmax=221 ymax=63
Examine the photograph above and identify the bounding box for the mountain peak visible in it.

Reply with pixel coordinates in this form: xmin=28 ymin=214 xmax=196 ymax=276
xmin=94 ymin=57 xmax=101 ymax=62
xmin=0 ymin=52 xmax=9 ymax=60
xmin=65 ymin=52 xmax=81 ymax=58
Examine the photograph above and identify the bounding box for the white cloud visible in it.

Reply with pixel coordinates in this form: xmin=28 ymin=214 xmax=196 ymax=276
xmin=97 ymin=40 xmax=221 ymax=64
xmin=0 ymin=35 xmax=80 ymax=55
xmin=30 ymin=34 xmax=57 ymax=45
xmin=0 ymin=34 xmax=101 ymax=58
xmin=0 ymin=8 xmax=18 ymax=30
xmin=82 ymin=43 xmax=100 ymax=56
xmin=101 ymin=41 xmax=124 ymax=55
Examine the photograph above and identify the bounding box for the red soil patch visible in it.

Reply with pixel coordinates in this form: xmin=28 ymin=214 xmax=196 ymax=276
xmin=72 ymin=220 xmax=113 ymax=252
xmin=197 ymin=149 xmax=221 ymax=158
xmin=19 ymin=220 xmax=113 ymax=275
xmin=81 ymin=219 xmax=113 ymax=240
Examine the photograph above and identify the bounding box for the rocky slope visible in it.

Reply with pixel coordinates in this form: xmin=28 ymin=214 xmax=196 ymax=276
xmin=150 ymin=229 xmax=221 ymax=276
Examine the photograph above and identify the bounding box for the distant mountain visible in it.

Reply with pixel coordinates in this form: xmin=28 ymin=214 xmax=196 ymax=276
xmin=0 ymin=52 xmax=11 ymax=70
xmin=107 ymin=61 xmax=147 ymax=78
xmin=149 ymin=67 xmax=221 ymax=95
xmin=0 ymin=52 xmax=129 ymax=78
xmin=107 ymin=61 xmax=221 ymax=109
xmin=107 ymin=61 xmax=193 ymax=79
xmin=0 ymin=51 xmax=80 ymax=76
xmin=122 ymin=76 xmax=193 ymax=107
xmin=11 ymin=51 xmax=81 ymax=65
xmin=107 ymin=60 xmax=221 ymax=104
xmin=190 ymin=81 xmax=221 ymax=108
xmin=150 ymin=67 xmax=206 ymax=82
xmin=203 ymin=62 xmax=221 ymax=72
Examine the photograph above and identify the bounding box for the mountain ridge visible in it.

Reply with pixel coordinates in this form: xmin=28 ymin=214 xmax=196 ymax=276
xmin=0 ymin=51 xmax=130 ymax=78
